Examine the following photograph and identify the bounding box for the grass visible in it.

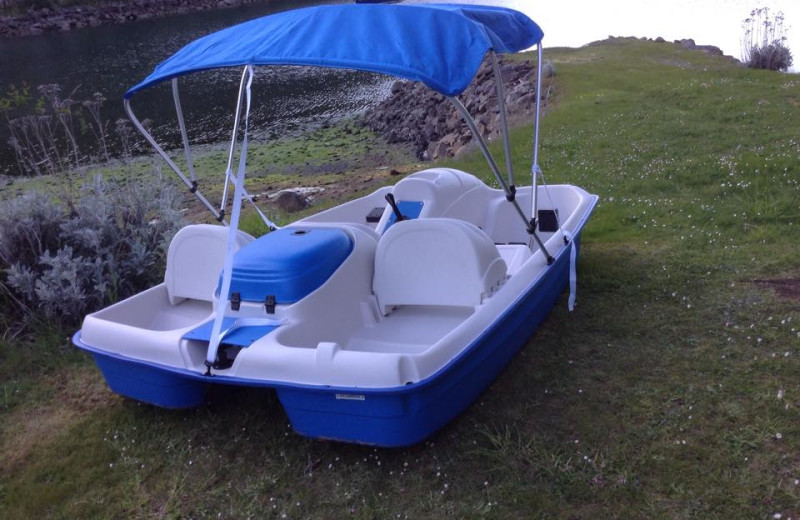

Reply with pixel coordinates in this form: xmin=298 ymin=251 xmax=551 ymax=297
xmin=0 ymin=121 xmax=417 ymax=227
xmin=2 ymin=38 xmax=800 ymax=518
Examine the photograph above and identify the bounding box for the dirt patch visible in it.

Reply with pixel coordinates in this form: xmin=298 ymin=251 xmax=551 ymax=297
xmin=754 ymin=278 xmax=800 ymax=301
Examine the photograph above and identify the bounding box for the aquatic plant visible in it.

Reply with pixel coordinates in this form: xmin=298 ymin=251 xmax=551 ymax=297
xmin=1 ymin=83 xmax=112 ymax=176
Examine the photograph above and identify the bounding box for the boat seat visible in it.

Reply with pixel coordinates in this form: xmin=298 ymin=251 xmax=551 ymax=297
xmin=373 ymin=218 xmax=507 ymax=314
xmin=376 ymin=168 xmax=485 ymax=233
xmin=165 ymin=224 xmax=254 ymax=305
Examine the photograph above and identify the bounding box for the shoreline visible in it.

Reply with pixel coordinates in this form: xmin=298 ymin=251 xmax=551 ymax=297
xmin=0 ymin=0 xmax=276 ymax=39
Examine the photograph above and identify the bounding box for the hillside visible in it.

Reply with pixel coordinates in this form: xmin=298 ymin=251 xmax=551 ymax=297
xmin=1 ymin=38 xmax=799 ymax=519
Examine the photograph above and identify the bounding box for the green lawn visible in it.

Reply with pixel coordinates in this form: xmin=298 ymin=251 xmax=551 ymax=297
xmin=2 ymin=38 xmax=799 ymax=519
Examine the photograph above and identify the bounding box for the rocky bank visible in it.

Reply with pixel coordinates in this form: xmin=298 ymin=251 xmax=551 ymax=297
xmin=0 ymin=0 xmax=268 ymax=38
xmin=361 ymin=37 xmax=735 ymax=161
xmin=361 ymin=58 xmax=548 ymax=161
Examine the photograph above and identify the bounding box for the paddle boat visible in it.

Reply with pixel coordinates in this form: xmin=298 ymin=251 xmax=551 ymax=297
xmin=73 ymin=3 xmax=598 ymax=446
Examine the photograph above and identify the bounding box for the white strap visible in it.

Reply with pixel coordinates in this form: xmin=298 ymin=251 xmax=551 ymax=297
xmin=563 ymin=231 xmax=577 ymax=312
xmin=205 ymin=66 xmax=254 ymax=368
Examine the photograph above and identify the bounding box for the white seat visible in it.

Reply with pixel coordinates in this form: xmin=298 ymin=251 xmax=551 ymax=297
xmin=375 ymin=168 xmax=485 ymax=233
xmin=165 ymin=224 xmax=254 ymax=304
xmin=373 ymin=218 xmax=507 ymax=314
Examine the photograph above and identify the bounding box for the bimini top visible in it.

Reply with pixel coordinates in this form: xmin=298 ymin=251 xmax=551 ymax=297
xmin=125 ymin=3 xmax=542 ymax=98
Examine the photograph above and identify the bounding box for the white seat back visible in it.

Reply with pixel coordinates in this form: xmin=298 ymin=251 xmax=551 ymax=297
xmin=373 ymin=218 xmax=507 ymax=314
xmin=165 ymin=224 xmax=254 ymax=304
xmin=375 ymin=168 xmax=485 ymax=232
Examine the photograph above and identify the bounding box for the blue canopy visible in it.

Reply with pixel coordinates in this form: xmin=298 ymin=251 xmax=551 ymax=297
xmin=125 ymin=3 xmax=543 ymax=98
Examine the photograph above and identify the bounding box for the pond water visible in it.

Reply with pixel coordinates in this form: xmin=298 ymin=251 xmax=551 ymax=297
xmin=0 ymin=0 xmax=391 ymax=174
xmin=0 ymin=0 xmax=797 ymax=175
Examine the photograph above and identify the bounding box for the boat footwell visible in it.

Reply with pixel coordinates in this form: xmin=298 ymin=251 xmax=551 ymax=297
xmin=73 ymin=234 xmax=580 ymax=447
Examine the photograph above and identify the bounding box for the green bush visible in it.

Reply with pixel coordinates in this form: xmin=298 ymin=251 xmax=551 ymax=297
xmin=0 ymin=177 xmax=184 ymax=330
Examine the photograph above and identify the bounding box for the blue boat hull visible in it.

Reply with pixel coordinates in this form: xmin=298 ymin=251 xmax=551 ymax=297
xmin=73 ymin=235 xmax=582 ymax=447
xmin=91 ymin=351 xmax=209 ymax=408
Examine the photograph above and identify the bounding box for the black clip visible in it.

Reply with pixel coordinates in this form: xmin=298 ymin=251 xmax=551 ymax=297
xmin=265 ymin=295 xmax=276 ymax=314
xmin=505 ymin=185 xmax=516 ymax=202
xmin=230 ymin=292 xmax=241 ymax=311
xmin=526 ymin=218 xmax=537 ymax=235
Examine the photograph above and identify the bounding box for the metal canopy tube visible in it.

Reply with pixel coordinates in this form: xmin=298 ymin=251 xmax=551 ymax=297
xmin=221 ymin=67 xmax=251 ymax=215
xmin=448 ymin=96 xmax=509 ymax=194
xmin=490 ymin=51 xmax=515 ymax=194
xmin=448 ymin=94 xmax=552 ymax=262
xmin=124 ymin=98 xmax=221 ymax=220
xmin=531 ymin=45 xmax=544 ymax=225
xmin=449 ymin=95 xmax=525 ymax=224
xmin=206 ymin=65 xmax=255 ymax=373
xmin=171 ymin=79 xmax=197 ymax=186
xmin=240 ymin=187 xmax=280 ymax=231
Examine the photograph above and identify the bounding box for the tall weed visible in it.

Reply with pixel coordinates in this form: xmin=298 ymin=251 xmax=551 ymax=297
xmin=741 ymin=7 xmax=794 ymax=71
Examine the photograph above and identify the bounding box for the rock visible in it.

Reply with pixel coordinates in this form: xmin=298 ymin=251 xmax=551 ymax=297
xmin=0 ymin=0 xmax=266 ymax=39
xmin=440 ymin=133 xmax=458 ymax=146
xmin=543 ymin=60 xmax=556 ymax=78
xmin=696 ymin=45 xmax=723 ymax=56
xmin=362 ymin=57 xmax=542 ymax=161
xmin=274 ymin=191 xmax=309 ymax=213
xmin=426 ymin=141 xmax=447 ymax=161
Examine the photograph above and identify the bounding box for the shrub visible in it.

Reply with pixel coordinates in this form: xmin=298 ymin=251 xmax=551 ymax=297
xmin=741 ymin=7 xmax=794 ymax=71
xmin=746 ymin=41 xmax=793 ymax=71
xmin=0 ymin=176 xmax=184 ymax=331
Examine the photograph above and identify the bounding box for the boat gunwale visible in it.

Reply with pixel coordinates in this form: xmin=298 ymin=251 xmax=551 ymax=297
xmin=73 ymin=192 xmax=598 ymax=396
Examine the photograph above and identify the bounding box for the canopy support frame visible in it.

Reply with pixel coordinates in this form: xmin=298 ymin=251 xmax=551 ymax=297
xmin=531 ymin=45 xmax=545 ymax=237
xmin=447 ymin=52 xmax=553 ymax=264
xmin=126 ymin=74 xmax=279 ymax=230
xmin=172 ymin=79 xmax=198 ymax=192
xmin=490 ymin=51 xmax=515 ymax=199
xmin=205 ymin=65 xmax=255 ymax=374
xmin=124 ymin=97 xmax=222 ymax=220
xmin=220 ymin=68 xmax=250 ymax=220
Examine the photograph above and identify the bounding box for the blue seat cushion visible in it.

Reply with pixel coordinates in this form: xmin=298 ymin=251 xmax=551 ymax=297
xmin=220 ymin=227 xmax=353 ymax=304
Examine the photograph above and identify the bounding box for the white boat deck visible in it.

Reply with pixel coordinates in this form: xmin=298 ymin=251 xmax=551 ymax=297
xmin=345 ymin=305 xmax=473 ymax=355
xmin=78 ymin=169 xmax=597 ymax=388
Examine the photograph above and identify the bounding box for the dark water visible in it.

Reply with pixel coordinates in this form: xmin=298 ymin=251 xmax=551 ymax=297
xmin=0 ymin=0 xmax=393 ymax=175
